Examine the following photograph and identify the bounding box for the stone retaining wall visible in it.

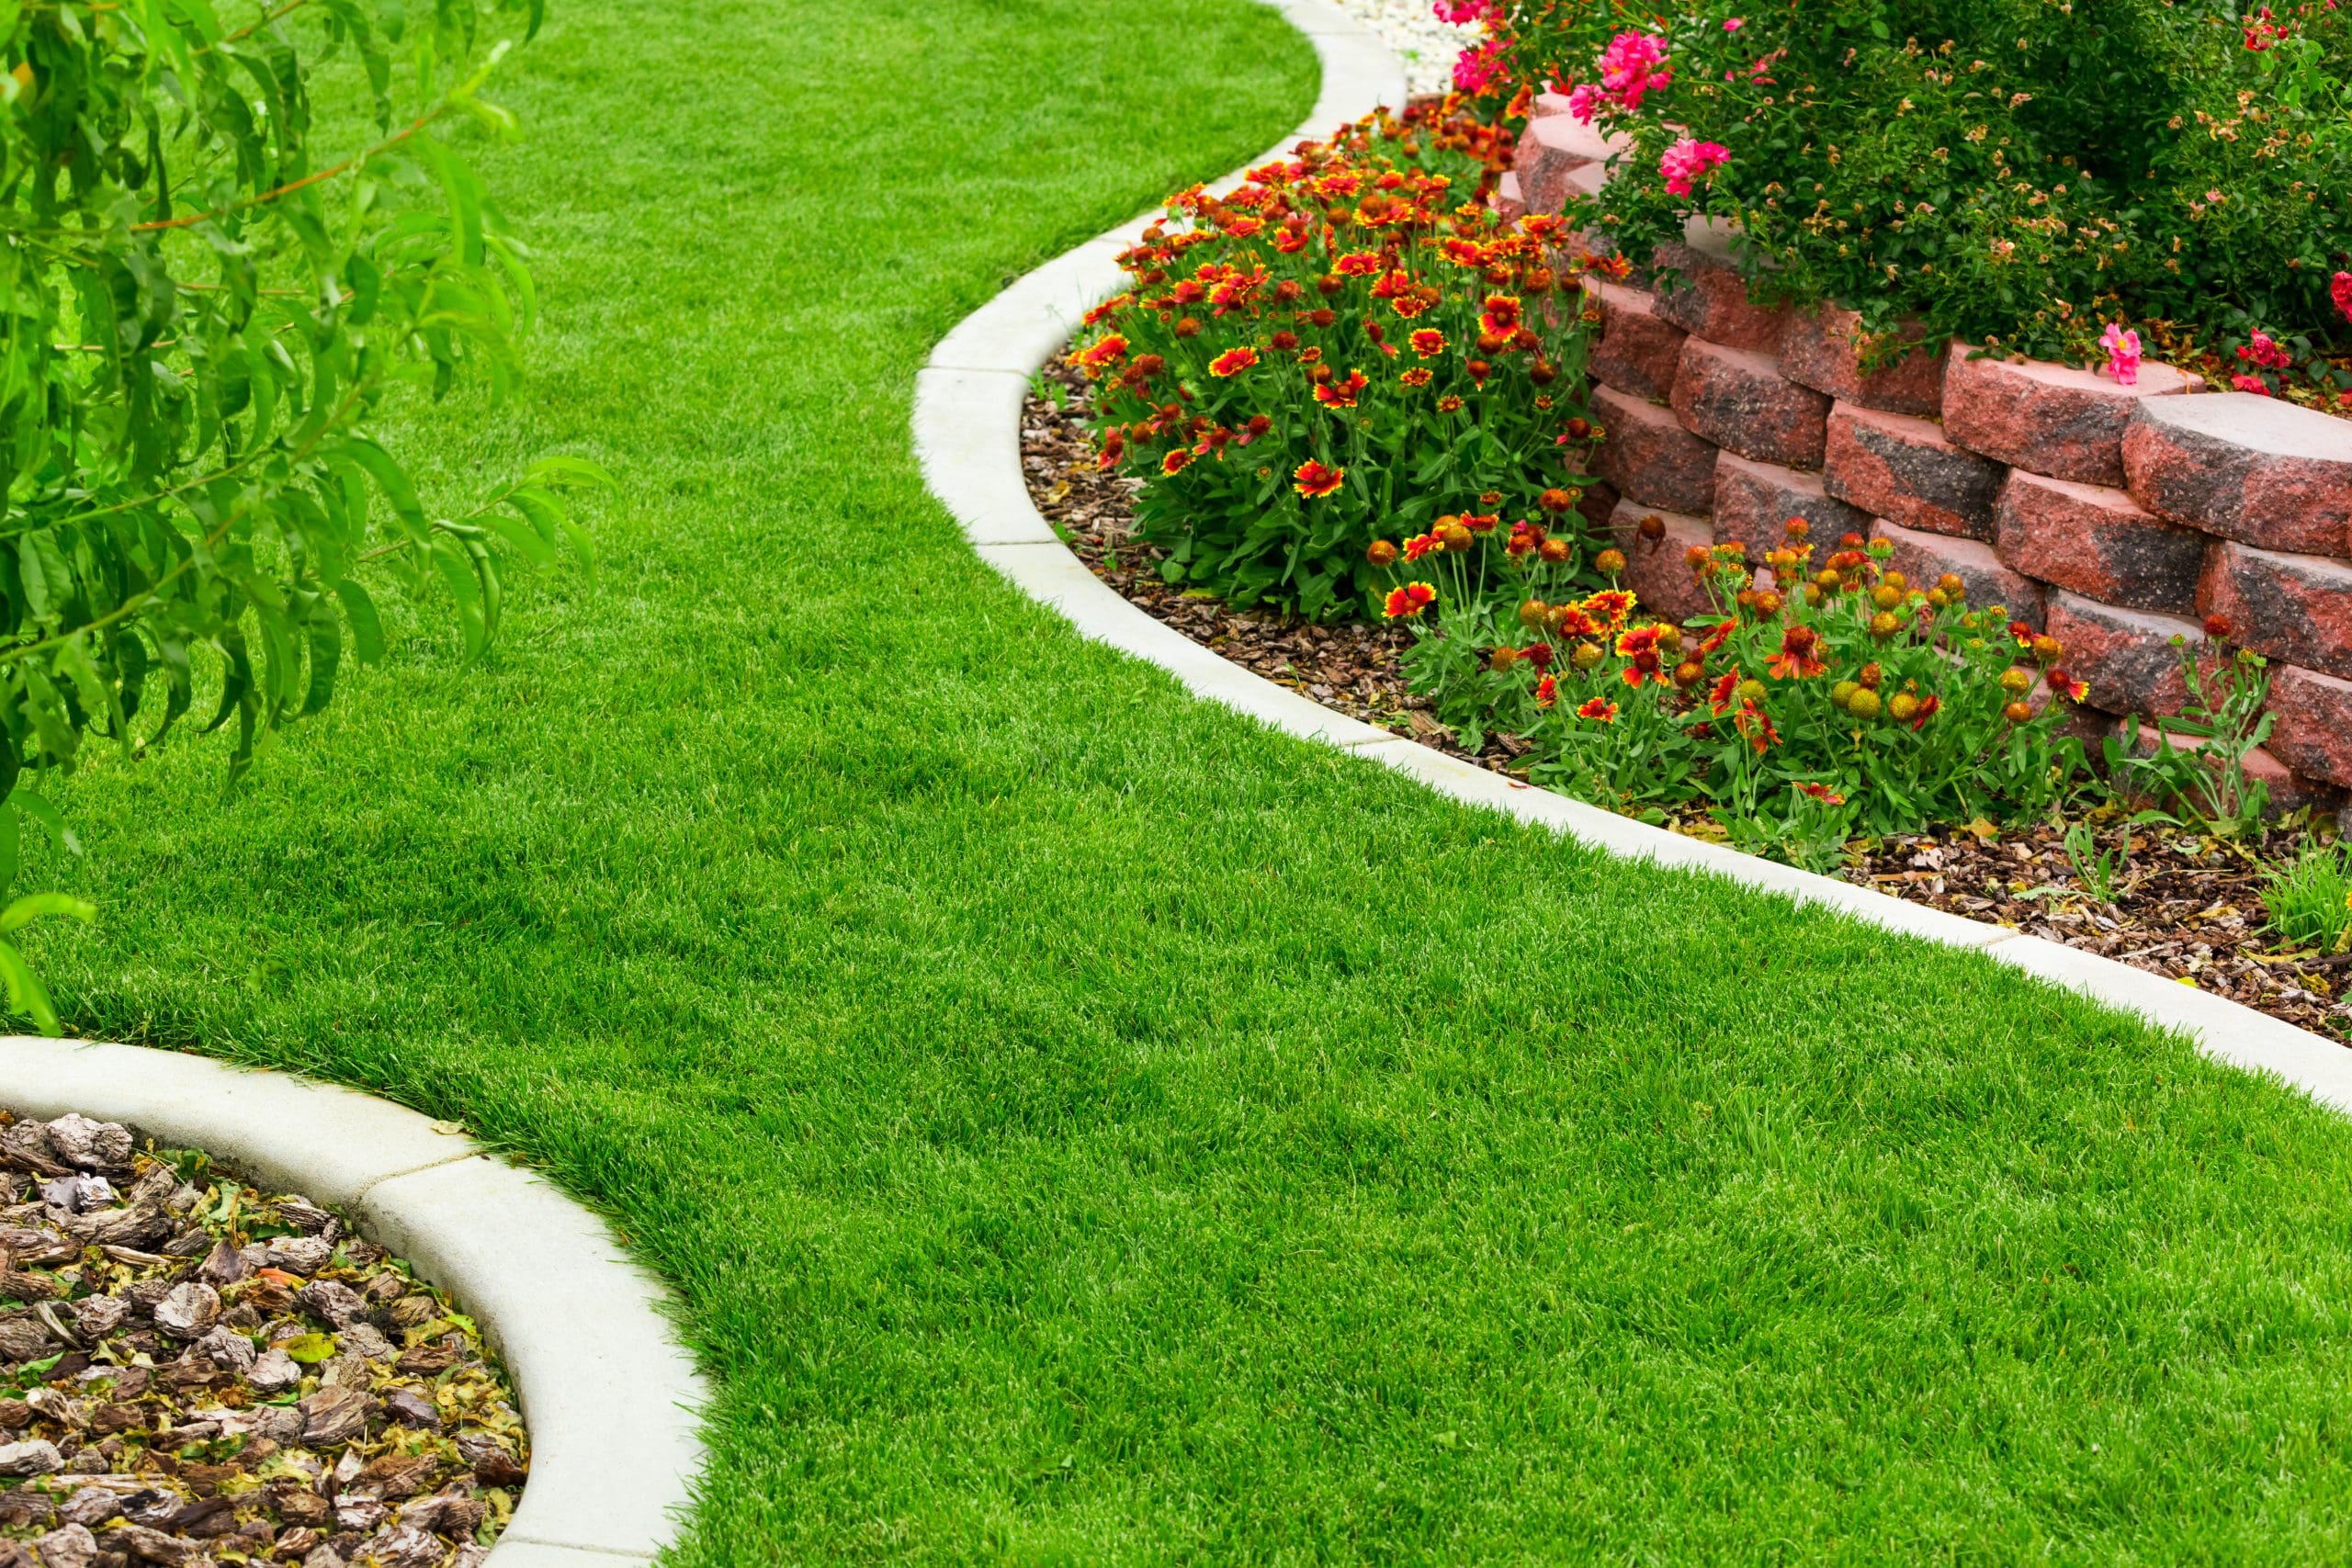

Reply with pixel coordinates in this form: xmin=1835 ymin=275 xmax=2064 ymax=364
xmin=1502 ymin=96 xmax=2352 ymax=815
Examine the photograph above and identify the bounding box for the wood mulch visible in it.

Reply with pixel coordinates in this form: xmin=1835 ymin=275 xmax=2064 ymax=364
xmin=1020 ymin=360 xmax=2352 ymax=1047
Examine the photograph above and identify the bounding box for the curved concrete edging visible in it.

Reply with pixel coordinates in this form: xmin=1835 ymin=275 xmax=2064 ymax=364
xmin=0 ymin=1037 xmax=706 ymax=1568
xmin=914 ymin=0 xmax=2352 ymax=1113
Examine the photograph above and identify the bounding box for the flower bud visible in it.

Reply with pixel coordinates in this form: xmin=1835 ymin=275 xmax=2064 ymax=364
xmin=1539 ymin=537 xmax=1571 ymax=563
xmin=1999 ymin=667 xmax=2033 ymax=694
xmin=1857 ymin=661 xmax=1883 ymax=689
xmin=1870 ymin=611 xmax=1902 ymax=639
xmin=2004 ymin=700 xmax=2035 ymax=724
xmin=1888 ymin=693 xmax=1920 ymax=723
xmin=1519 ymin=598 xmax=1548 ymax=630
xmin=1368 ymin=540 xmax=1399 ymax=567
xmin=1846 ymin=687 xmax=1883 ymax=719
xmin=1831 ymin=680 xmax=1860 ymax=709
xmin=1638 ymin=513 xmax=1667 ymax=542
xmin=1571 ymin=641 xmax=1604 ymax=671
xmin=1596 ymin=547 xmax=1627 ymax=574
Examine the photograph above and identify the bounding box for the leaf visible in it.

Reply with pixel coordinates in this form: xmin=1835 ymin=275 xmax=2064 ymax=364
xmin=0 ymin=893 xmax=96 ymax=936
xmin=279 ymin=1332 xmax=336 ymax=1364
xmin=0 ymin=940 xmax=59 ymax=1035
xmin=334 ymin=580 xmax=387 ymax=665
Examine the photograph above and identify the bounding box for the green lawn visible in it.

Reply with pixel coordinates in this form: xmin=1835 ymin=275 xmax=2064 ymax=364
xmin=25 ymin=0 xmax=2352 ymax=1560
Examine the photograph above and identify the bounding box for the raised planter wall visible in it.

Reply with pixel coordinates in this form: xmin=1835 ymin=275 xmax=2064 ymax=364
xmin=1507 ymin=97 xmax=2352 ymax=815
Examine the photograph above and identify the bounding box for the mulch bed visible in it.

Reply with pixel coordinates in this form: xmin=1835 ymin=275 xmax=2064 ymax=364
xmin=1021 ymin=360 xmax=2352 ymax=1047
xmin=0 ymin=1111 xmax=527 ymax=1568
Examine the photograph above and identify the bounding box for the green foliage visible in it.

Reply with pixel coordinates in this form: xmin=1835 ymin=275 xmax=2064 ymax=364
xmin=1495 ymin=0 xmax=2352 ymax=369
xmin=1079 ymin=107 xmax=1600 ymax=619
xmin=2105 ymin=632 xmax=2274 ymax=836
xmin=1385 ymin=524 xmax=2093 ymax=847
xmin=0 ymin=0 xmax=598 ymax=1003
xmin=2264 ymin=838 xmax=2352 ymax=953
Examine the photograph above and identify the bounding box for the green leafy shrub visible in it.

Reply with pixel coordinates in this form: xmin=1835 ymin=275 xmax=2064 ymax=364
xmin=1075 ymin=109 xmax=1603 ymax=619
xmin=0 ymin=0 xmax=595 ymax=1022
xmin=2105 ymin=618 xmax=2276 ymax=836
xmin=1485 ymin=0 xmax=2352 ymax=378
xmin=1375 ymin=516 xmax=2094 ymax=852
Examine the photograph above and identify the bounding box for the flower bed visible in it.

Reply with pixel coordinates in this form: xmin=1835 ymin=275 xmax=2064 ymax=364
xmin=0 ymin=1111 xmax=526 ymax=1568
xmin=1030 ymin=355 xmax=2352 ymax=1044
xmin=1498 ymin=88 xmax=2352 ymax=821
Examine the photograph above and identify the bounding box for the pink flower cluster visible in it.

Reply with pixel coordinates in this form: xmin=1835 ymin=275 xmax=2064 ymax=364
xmin=1566 ymin=30 xmax=1671 ymax=121
xmin=2099 ymin=322 xmax=2142 ymax=386
xmin=2244 ymin=6 xmax=2290 ymax=48
xmin=1431 ymin=0 xmax=1495 ymax=23
xmin=1658 ymin=136 xmax=1728 ymax=197
xmin=2229 ymin=328 xmax=2293 ymax=394
xmin=2332 ymin=270 xmax=2352 ymax=324
xmin=1452 ymin=39 xmax=1507 ymax=93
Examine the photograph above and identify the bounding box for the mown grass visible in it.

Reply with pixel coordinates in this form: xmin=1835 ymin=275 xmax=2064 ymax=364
xmin=22 ymin=0 xmax=2352 ymax=1560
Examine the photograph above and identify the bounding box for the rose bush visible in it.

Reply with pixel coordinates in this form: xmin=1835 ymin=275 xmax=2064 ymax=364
xmin=1475 ymin=0 xmax=2352 ymax=389
xmin=1074 ymin=111 xmax=1604 ymax=618
xmin=1376 ymin=515 xmax=2094 ymax=860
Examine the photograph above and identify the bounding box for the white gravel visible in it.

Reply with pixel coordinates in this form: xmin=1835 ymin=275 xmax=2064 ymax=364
xmin=1326 ymin=0 xmax=1482 ymax=96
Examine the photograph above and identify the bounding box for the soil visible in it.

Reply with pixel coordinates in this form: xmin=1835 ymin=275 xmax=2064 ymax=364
xmin=0 ymin=1111 xmax=526 ymax=1568
xmin=1021 ymin=359 xmax=2352 ymax=1048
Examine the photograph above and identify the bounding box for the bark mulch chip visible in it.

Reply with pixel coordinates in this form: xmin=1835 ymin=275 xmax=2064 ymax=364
xmin=1022 ymin=362 xmax=2352 ymax=1048
xmin=0 ymin=1111 xmax=527 ymax=1568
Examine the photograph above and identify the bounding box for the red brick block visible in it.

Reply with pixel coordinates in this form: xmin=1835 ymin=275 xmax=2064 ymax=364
xmin=1489 ymin=171 xmax=1526 ymax=225
xmin=1992 ymin=470 xmax=2204 ymax=615
xmin=2120 ymin=392 xmax=2352 ymax=558
xmin=1590 ymin=384 xmax=1717 ymax=515
xmin=1581 ymin=276 xmax=1686 ymax=402
xmin=2198 ymin=540 xmax=2352 ymax=681
xmin=1670 ymin=339 xmax=1830 ymax=468
xmin=1822 ymin=403 xmax=2002 ymax=541
xmin=1711 ymin=452 xmax=1870 ymax=565
xmin=1512 ymin=114 xmax=1623 ymax=215
xmin=1777 ymin=307 xmax=1945 ymax=418
xmin=1647 ymin=224 xmax=1785 ymax=353
xmin=1873 ymin=519 xmax=2046 ymax=628
xmin=2043 ymin=590 xmax=2211 ymax=716
xmin=1606 ymin=500 xmax=1716 ymax=623
xmin=2122 ymin=730 xmax=2341 ymax=818
xmin=1941 ymin=344 xmax=2195 ymax=486
xmin=2266 ymin=664 xmax=2352 ymax=789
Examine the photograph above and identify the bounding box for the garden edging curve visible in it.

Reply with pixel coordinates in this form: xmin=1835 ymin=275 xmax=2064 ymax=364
xmin=913 ymin=0 xmax=2352 ymax=1113
xmin=0 ymin=1035 xmax=707 ymax=1568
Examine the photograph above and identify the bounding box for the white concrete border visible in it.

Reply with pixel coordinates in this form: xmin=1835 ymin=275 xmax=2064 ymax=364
xmin=914 ymin=0 xmax=2352 ymax=1114
xmin=0 ymin=1037 xmax=706 ymax=1568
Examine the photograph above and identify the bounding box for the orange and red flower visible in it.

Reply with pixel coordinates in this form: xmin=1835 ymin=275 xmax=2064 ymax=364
xmin=2046 ymin=668 xmax=2088 ymax=702
xmin=1908 ymin=694 xmax=1941 ymax=731
xmin=1400 ymin=367 xmax=1432 ymax=387
xmin=1479 ymin=294 xmax=1522 ymax=336
xmin=1208 ymin=346 xmax=1260 ymax=378
xmin=1160 ymin=447 xmax=1193 ymax=477
xmin=1615 ymin=624 xmax=1670 ymax=688
xmin=1436 ymin=394 xmax=1464 ymax=412
xmin=1708 ymin=670 xmax=1740 ymax=716
xmin=1294 ymin=459 xmax=1346 ymax=499
xmin=1534 ymin=672 xmax=1558 ymax=708
xmin=1076 ymin=334 xmax=1129 ymax=374
xmin=1734 ymin=699 xmax=1780 ymax=753
xmin=1794 ymin=781 xmax=1846 ymax=806
xmin=1384 ymin=581 xmax=1437 ymax=618
xmin=1697 ymin=618 xmax=1736 ymax=656
xmin=1582 ymin=589 xmax=1635 ymax=634
xmin=1576 ymin=695 xmax=1619 ymax=723
xmin=1401 ymin=532 xmax=1441 ymax=562
xmin=1314 ymin=370 xmax=1370 ymax=409
xmin=1335 ymin=252 xmax=1384 ymax=276
xmin=1409 ymin=328 xmax=1448 ymax=358
xmin=1766 ymin=624 xmax=1827 ymax=680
